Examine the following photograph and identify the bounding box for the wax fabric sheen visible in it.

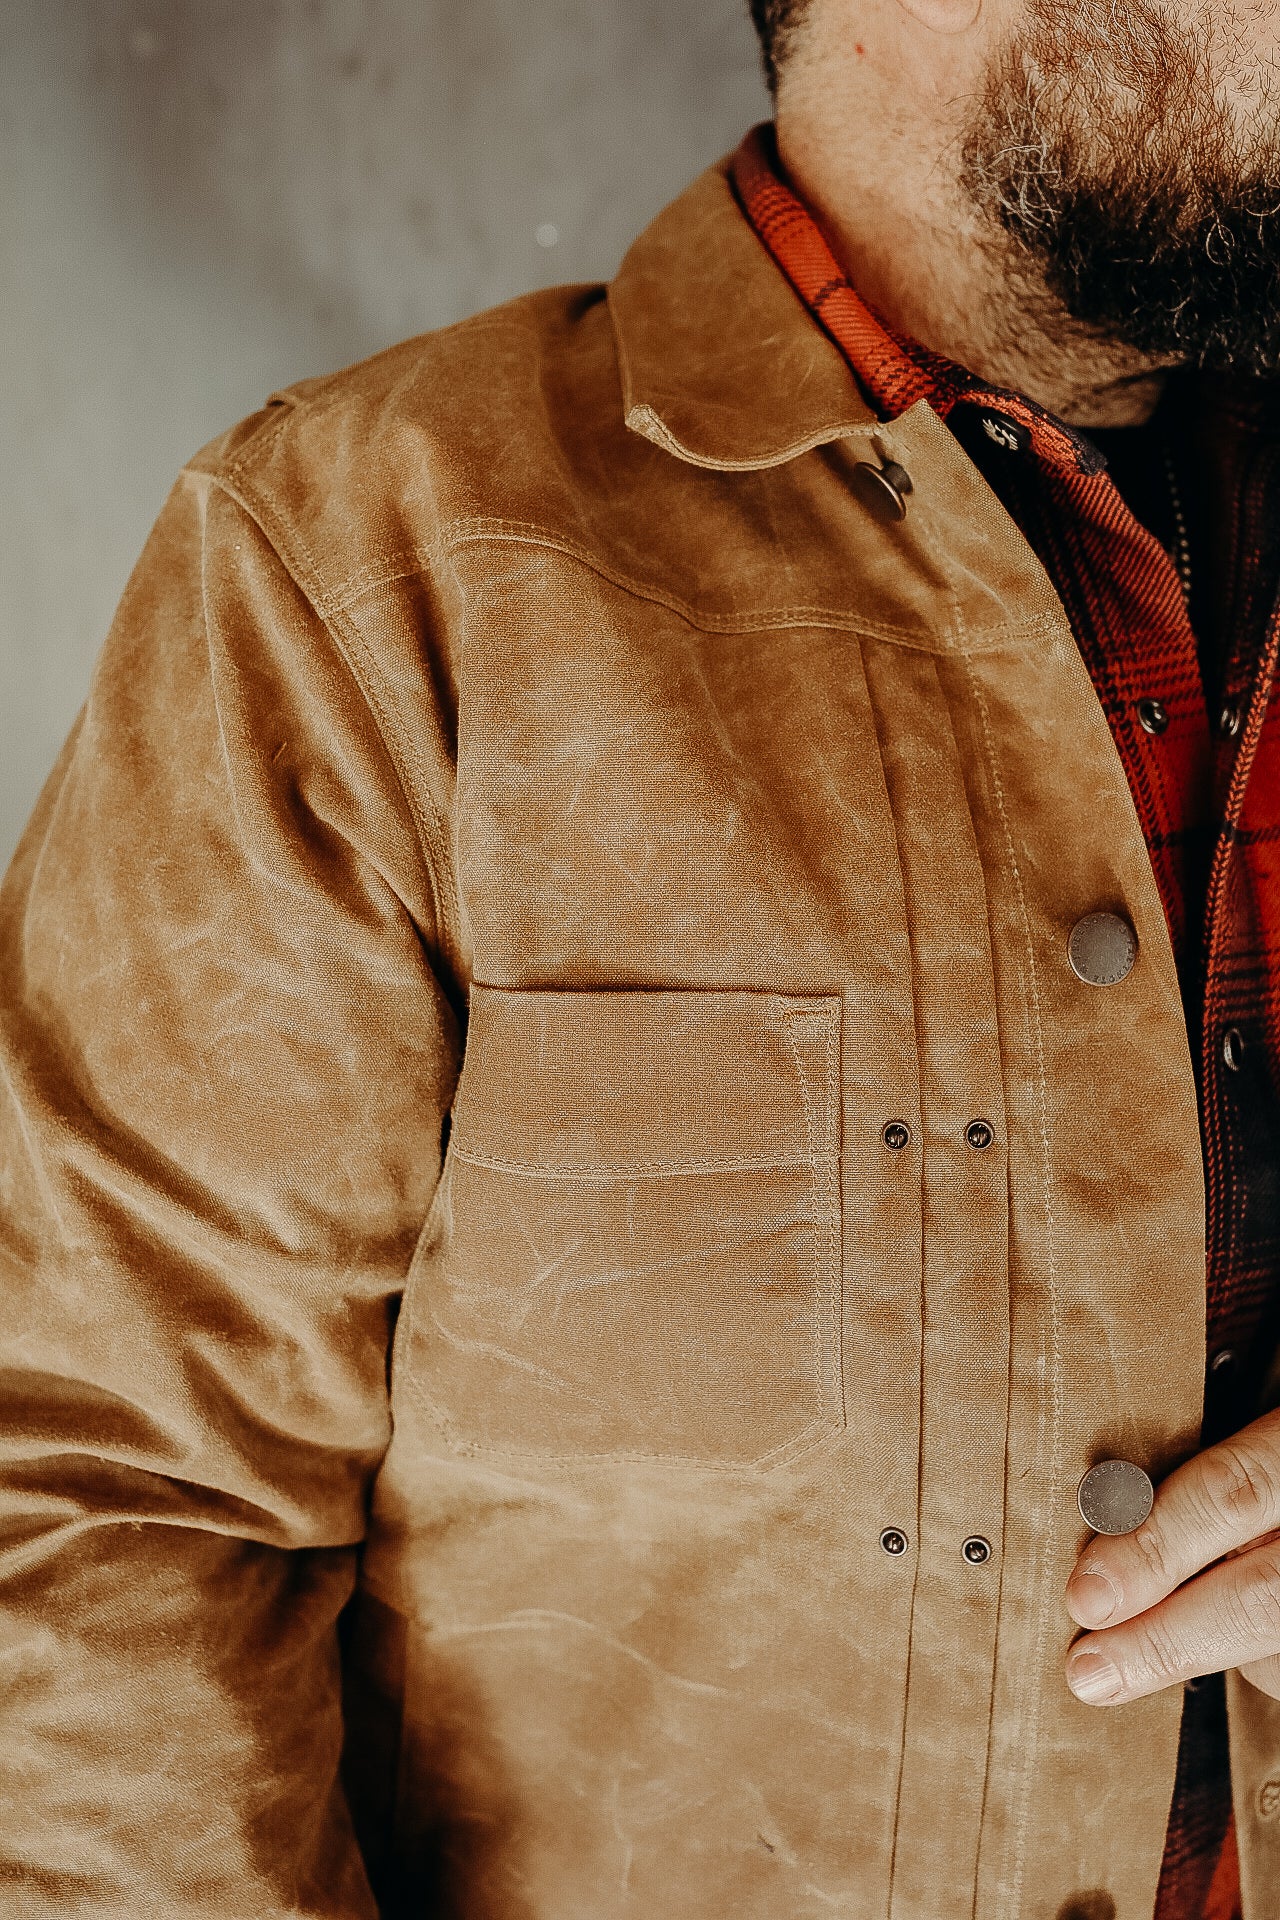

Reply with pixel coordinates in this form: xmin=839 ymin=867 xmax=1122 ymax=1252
xmin=2 ymin=137 xmax=1278 ymax=1920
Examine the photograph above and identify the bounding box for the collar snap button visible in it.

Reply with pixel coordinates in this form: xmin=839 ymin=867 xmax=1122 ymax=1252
xmin=851 ymin=458 xmax=913 ymax=522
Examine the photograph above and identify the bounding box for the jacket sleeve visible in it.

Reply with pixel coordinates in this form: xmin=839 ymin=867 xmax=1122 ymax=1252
xmin=0 ymin=455 xmax=461 ymax=1915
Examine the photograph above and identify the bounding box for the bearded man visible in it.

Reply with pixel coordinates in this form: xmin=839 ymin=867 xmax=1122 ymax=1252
xmin=5 ymin=0 xmax=1280 ymax=1915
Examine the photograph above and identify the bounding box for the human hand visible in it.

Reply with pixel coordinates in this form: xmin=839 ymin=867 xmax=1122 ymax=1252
xmin=1064 ymin=1409 xmax=1280 ymax=1705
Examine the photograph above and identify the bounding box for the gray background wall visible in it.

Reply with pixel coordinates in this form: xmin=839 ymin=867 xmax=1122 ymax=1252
xmin=0 ymin=0 xmax=769 ymax=870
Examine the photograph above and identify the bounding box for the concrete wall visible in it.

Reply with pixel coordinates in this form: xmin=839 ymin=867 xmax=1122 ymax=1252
xmin=0 ymin=0 xmax=768 ymax=868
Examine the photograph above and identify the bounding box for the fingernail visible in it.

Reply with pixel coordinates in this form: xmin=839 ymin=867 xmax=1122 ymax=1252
xmin=1067 ymin=1567 xmax=1122 ymax=1627
xmin=1069 ymin=1650 xmax=1125 ymax=1704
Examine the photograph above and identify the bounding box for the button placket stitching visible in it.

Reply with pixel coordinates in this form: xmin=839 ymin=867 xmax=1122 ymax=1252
xmin=957 ymin=636 xmax=1062 ymax=1919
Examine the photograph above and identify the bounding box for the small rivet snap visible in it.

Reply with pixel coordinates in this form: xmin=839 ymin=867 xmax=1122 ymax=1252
xmin=1220 ymin=702 xmax=1243 ymax=740
xmin=1077 ymin=1459 xmax=1154 ymax=1536
xmin=1068 ymin=911 xmax=1138 ymax=987
xmin=851 ymin=458 xmax=914 ymax=523
xmin=1056 ymin=1896 xmax=1117 ymax=1920
xmin=966 ymin=1119 xmax=994 ymax=1151
xmin=883 ymin=1121 xmax=911 ymax=1151
xmin=1137 ymin=697 xmax=1169 ymax=736
xmin=1223 ymin=1027 xmax=1245 ymax=1072
xmin=962 ymin=1535 xmax=992 ymax=1564
xmin=880 ymin=1527 xmax=909 ymax=1557
xmin=1210 ymin=1347 xmax=1237 ymax=1375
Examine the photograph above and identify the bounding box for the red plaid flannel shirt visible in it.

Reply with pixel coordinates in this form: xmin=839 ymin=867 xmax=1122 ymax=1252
xmin=734 ymin=121 xmax=1280 ymax=1920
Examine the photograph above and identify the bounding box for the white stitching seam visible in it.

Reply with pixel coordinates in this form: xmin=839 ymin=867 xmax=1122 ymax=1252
xmin=959 ymin=637 xmax=1060 ymax=1920
xmin=200 ymin=470 xmax=459 ymax=962
xmin=783 ymin=1004 xmax=844 ymax=1428
xmin=451 ymin=1146 xmax=829 ymax=1179
xmin=441 ymin=519 xmax=1065 ymax=653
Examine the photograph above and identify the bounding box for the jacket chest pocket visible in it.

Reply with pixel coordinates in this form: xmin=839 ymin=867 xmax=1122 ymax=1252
xmin=401 ymin=986 xmax=845 ymax=1470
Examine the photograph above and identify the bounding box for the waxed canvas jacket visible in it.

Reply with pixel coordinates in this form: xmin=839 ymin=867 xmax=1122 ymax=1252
xmin=5 ymin=153 xmax=1280 ymax=1920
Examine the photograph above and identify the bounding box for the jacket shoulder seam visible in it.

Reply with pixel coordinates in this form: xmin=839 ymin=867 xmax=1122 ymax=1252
xmin=195 ymin=466 xmax=458 ymax=961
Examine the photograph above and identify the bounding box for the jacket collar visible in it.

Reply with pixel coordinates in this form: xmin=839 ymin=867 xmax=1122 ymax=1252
xmin=608 ymin=156 xmax=880 ymax=471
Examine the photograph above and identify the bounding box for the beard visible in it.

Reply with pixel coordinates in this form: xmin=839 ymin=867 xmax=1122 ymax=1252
xmin=960 ymin=0 xmax=1280 ymax=373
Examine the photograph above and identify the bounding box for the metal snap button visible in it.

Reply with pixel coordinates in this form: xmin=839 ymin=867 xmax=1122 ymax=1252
xmin=851 ymin=458 xmax=914 ymax=523
xmin=1056 ymin=1896 xmax=1116 ymax=1920
xmin=966 ymin=1119 xmax=994 ymax=1151
xmin=1223 ymin=1027 xmax=1245 ymax=1072
xmin=1209 ymin=1347 xmax=1237 ymax=1375
xmin=880 ymin=1527 xmax=909 ymax=1556
xmin=1077 ymin=1459 xmax=1154 ymax=1535
xmin=883 ymin=1121 xmax=911 ymax=1151
xmin=1067 ymin=912 xmax=1138 ymax=987
xmin=1220 ymin=702 xmax=1243 ymax=739
xmin=962 ymin=1535 xmax=992 ymax=1564
xmin=1136 ymin=698 xmax=1169 ymax=736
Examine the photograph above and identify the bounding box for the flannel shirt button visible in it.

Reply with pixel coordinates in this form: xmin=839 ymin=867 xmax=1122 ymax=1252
xmin=1137 ymin=697 xmax=1169 ymax=735
xmin=851 ymin=458 xmax=913 ymax=523
xmin=1209 ymin=1347 xmax=1237 ymax=1375
xmin=1220 ymin=702 xmax=1243 ymax=739
xmin=1223 ymin=1027 xmax=1245 ymax=1072
xmin=979 ymin=410 xmax=1031 ymax=454
xmin=1068 ymin=912 xmax=1138 ymax=986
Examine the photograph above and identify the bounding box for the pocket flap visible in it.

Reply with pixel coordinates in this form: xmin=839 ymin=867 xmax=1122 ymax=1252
xmin=452 ymin=987 xmax=840 ymax=1172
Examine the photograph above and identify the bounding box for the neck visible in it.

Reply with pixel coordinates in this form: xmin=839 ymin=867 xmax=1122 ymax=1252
xmin=774 ymin=112 xmax=1175 ymax=430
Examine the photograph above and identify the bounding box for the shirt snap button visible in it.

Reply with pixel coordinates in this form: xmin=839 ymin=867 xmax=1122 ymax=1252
xmin=880 ymin=1527 xmax=909 ymax=1556
xmin=1209 ymin=1347 xmax=1237 ymax=1375
xmin=1220 ymin=702 xmax=1243 ymax=739
xmin=1223 ymin=1027 xmax=1245 ymax=1072
xmin=962 ymin=1535 xmax=992 ymax=1564
xmin=851 ymin=458 xmax=913 ymax=523
xmin=1136 ymin=697 xmax=1169 ymax=736
xmin=1068 ymin=912 xmax=1138 ymax=986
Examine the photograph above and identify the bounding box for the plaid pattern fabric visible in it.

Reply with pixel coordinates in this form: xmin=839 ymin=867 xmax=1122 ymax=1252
xmin=733 ymin=121 xmax=1280 ymax=1920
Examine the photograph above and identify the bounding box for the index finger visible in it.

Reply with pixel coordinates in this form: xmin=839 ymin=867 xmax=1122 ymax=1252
xmin=1065 ymin=1409 xmax=1280 ymax=1631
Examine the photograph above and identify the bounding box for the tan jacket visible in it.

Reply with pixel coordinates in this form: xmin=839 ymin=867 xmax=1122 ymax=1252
xmin=3 ymin=154 xmax=1278 ymax=1920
